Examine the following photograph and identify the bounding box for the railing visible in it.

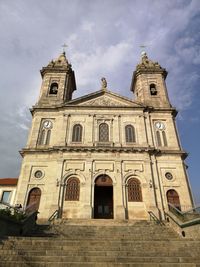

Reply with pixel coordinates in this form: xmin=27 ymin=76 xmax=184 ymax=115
xmin=48 ymin=210 xmax=59 ymax=222
xmin=168 ymin=203 xmax=200 ymax=223
xmin=182 ymin=206 xmax=200 ymax=215
xmin=148 ymin=211 xmax=164 ymax=225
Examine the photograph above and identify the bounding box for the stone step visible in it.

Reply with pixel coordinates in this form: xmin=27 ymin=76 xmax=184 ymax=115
xmin=0 ymin=249 xmax=198 ymax=257
xmin=1 ymin=220 xmax=199 ymax=266
xmin=0 ymin=262 xmax=198 ymax=267
xmin=1 ymin=255 xmax=200 ymax=263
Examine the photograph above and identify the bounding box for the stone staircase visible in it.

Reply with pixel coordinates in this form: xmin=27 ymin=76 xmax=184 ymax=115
xmin=0 ymin=219 xmax=200 ymax=266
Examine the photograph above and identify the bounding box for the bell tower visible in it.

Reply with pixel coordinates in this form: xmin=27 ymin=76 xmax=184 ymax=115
xmin=36 ymin=52 xmax=76 ymax=107
xmin=130 ymin=52 xmax=171 ymax=108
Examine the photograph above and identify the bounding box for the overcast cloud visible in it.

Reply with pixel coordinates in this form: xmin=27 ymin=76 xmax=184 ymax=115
xmin=0 ymin=0 xmax=200 ymax=203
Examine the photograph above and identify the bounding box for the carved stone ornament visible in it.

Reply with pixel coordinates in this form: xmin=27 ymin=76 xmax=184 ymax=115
xmin=136 ymin=52 xmax=162 ymax=70
xmin=81 ymin=96 xmax=130 ymax=107
xmin=101 ymin=77 xmax=107 ymax=90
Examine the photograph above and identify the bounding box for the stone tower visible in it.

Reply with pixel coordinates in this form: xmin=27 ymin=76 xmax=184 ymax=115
xmin=131 ymin=52 xmax=170 ymax=108
xmin=37 ymin=52 xmax=76 ymax=107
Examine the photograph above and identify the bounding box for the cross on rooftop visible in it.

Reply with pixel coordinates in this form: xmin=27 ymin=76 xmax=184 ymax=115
xmin=62 ymin=43 xmax=68 ymax=53
xmin=140 ymin=45 xmax=147 ymax=49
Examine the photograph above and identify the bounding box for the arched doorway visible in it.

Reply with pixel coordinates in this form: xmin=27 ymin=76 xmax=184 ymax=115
xmin=26 ymin=187 xmax=41 ymax=213
xmin=167 ymin=189 xmax=181 ymax=211
xmin=94 ymin=175 xmax=113 ymax=219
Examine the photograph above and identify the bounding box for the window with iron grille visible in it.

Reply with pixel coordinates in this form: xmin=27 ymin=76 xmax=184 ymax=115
xmin=65 ymin=178 xmax=80 ymax=201
xmin=127 ymin=178 xmax=142 ymax=202
xmin=72 ymin=124 xmax=82 ymax=142
xmin=125 ymin=125 xmax=135 ymax=143
xmin=99 ymin=123 xmax=109 ymax=142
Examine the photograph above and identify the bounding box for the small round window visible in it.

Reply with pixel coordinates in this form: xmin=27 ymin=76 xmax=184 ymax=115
xmin=34 ymin=170 xmax=43 ymax=179
xmin=165 ymin=172 xmax=173 ymax=180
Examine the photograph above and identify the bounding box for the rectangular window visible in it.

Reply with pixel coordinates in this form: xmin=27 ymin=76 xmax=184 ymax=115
xmin=1 ymin=191 xmax=11 ymax=203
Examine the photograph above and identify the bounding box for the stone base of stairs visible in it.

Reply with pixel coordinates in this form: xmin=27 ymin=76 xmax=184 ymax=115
xmin=0 ymin=219 xmax=200 ymax=266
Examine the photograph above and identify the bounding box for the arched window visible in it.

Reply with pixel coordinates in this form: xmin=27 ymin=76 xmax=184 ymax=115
xmin=167 ymin=189 xmax=181 ymax=211
xmin=127 ymin=178 xmax=142 ymax=202
xmin=156 ymin=130 xmax=168 ymax=147
xmin=65 ymin=178 xmax=80 ymax=201
xmin=38 ymin=129 xmax=46 ymax=145
xmin=99 ymin=123 xmax=109 ymax=142
xmin=72 ymin=124 xmax=82 ymax=142
xmin=125 ymin=125 xmax=135 ymax=143
xmin=26 ymin=187 xmax=41 ymax=213
xmin=46 ymin=130 xmax=51 ymax=145
xmin=49 ymin=82 xmax=58 ymax=95
xmin=162 ymin=131 xmax=168 ymax=146
xmin=156 ymin=131 xmax=162 ymax=146
xmin=38 ymin=120 xmax=53 ymax=146
xmin=150 ymin=84 xmax=157 ymax=96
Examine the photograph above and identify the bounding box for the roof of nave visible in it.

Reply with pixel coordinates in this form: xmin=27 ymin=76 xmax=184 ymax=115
xmin=65 ymin=89 xmax=145 ymax=108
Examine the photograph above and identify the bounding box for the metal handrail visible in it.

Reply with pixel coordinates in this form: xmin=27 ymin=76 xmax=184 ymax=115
xmin=168 ymin=203 xmax=200 ymax=223
xmin=48 ymin=210 xmax=59 ymax=222
xmin=181 ymin=206 xmax=200 ymax=215
xmin=148 ymin=211 xmax=164 ymax=225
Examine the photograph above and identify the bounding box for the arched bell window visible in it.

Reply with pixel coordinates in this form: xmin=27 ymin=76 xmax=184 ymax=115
xmin=150 ymin=83 xmax=157 ymax=96
xmin=72 ymin=124 xmax=82 ymax=142
xmin=125 ymin=125 xmax=135 ymax=143
xmin=127 ymin=178 xmax=142 ymax=202
xmin=99 ymin=123 xmax=109 ymax=142
xmin=49 ymin=82 xmax=58 ymax=95
xmin=65 ymin=177 xmax=80 ymax=201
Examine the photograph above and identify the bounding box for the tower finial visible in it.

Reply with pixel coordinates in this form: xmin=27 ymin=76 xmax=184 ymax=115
xmin=62 ymin=43 xmax=68 ymax=54
xmin=140 ymin=45 xmax=147 ymax=58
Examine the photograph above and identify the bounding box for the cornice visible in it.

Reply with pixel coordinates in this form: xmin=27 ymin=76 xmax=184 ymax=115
xmin=19 ymin=146 xmax=187 ymax=159
xmin=30 ymin=104 xmax=145 ymax=115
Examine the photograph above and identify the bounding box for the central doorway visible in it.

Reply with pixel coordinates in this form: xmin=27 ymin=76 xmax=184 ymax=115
xmin=94 ymin=175 xmax=113 ymax=219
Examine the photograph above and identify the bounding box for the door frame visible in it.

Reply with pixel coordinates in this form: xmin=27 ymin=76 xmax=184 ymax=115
xmin=93 ymin=175 xmax=114 ymax=219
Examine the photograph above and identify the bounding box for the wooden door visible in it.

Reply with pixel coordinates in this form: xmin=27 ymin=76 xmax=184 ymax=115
xmin=94 ymin=175 xmax=113 ymax=219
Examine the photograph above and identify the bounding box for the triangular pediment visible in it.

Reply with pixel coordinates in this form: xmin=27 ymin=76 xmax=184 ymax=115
xmin=66 ymin=90 xmax=144 ymax=108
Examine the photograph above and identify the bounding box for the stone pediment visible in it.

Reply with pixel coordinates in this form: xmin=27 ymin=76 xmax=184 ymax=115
xmin=79 ymin=95 xmax=131 ymax=107
xmin=67 ymin=90 xmax=143 ymax=108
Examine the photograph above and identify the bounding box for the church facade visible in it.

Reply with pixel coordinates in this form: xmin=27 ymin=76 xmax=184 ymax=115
xmin=14 ymin=52 xmax=194 ymax=220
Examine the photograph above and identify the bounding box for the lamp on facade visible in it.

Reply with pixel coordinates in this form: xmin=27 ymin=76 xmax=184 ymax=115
xmin=56 ymin=179 xmax=65 ymax=187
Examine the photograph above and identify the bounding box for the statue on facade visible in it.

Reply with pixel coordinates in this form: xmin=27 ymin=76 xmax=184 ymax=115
xmin=101 ymin=77 xmax=107 ymax=90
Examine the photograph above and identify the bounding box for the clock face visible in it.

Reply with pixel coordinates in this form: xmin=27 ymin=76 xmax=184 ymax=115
xmin=43 ymin=120 xmax=52 ymax=129
xmin=155 ymin=121 xmax=165 ymax=130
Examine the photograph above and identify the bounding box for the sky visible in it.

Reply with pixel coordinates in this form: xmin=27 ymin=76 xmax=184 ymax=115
xmin=0 ymin=0 xmax=199 ymax=204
